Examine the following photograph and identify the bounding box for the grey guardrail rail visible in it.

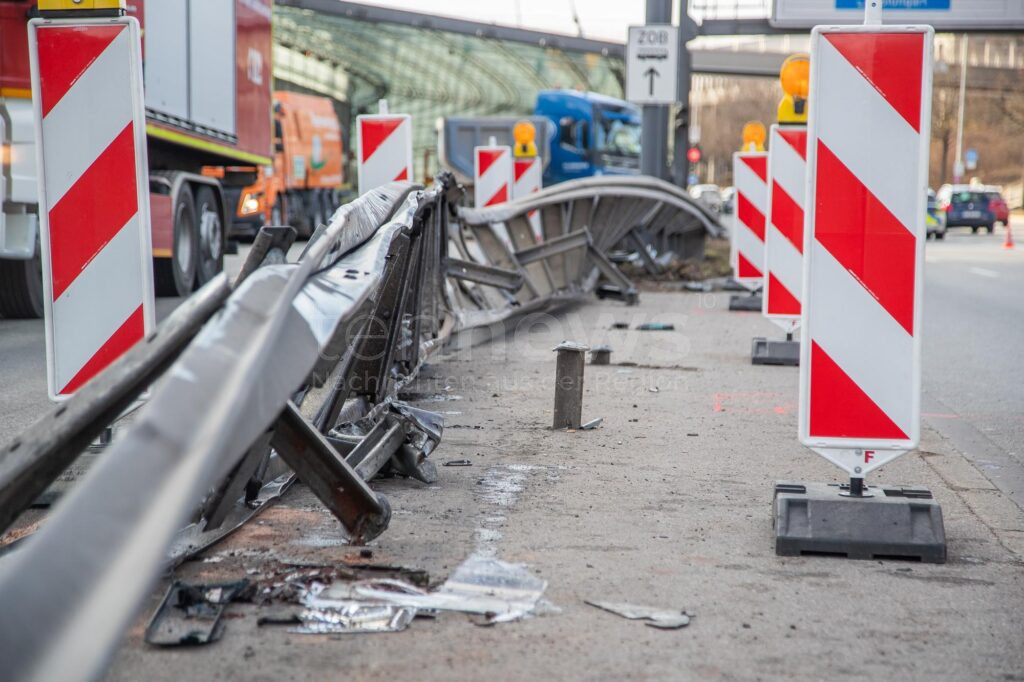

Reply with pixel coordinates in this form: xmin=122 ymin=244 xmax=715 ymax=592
xmin=0 ymin=172 xmax=711 ymax=682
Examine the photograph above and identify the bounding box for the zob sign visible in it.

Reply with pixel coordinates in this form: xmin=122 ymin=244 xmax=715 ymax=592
xmin=626 ymin=25 xmax=679 ymax=105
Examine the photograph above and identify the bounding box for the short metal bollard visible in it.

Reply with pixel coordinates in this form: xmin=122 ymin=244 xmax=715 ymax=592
xmin=552 ymin=341 xmax=589 ymax=430
xmin=590 ymin=345 xmax=612 ymax=366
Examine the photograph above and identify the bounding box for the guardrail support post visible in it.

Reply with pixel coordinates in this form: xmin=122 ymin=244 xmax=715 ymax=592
xmin=552 ymin=341 xmax=589 ymax=430
xmin=270 ymin=402 xmax=391 ymax=543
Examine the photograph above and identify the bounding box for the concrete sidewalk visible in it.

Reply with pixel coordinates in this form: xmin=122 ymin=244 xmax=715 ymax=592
xmin=110 ymin=291 xmax=1024 ymax=682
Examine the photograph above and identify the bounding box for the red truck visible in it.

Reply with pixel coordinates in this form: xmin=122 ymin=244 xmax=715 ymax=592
xmin=0 ymin=0 xmax=273 ymax=317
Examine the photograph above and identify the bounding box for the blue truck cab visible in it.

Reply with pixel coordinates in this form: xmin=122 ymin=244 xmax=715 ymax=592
xmin=534 ymin=90 xmax=641 ymax=186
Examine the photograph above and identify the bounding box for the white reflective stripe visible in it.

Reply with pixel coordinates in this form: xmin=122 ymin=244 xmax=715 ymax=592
xmin=51 ymin=213 xmax=144 ymax=391
xmin=807 ymin=242 xmax=914 ymax=434
xmin=769 ymin=133 xmax=806 ymax=209
xmin=359 ymin=117 xmax=412 ymax=192
xmin=733 ymin=159 xmax=767 ymax=216
xmin=816 ymin=36 xmax=919 ymax=232
xmin=735 ymin=219 xmax=764 ymax=268
xmin=512 ymin=159 xmax=541 ymax=199
xmin=475 ymin=148 xmax=511 ymax=208
xmin=766 ymin=225 xmax=802 ymax=308
xmin=40 ymin=27 xmax=133 ymax=209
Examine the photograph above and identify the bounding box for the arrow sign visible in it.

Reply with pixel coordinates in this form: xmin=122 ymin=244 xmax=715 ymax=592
xmin=626 ymin=24 xmax=678 ymax=105
xmin=644 ymin=67 xmax=659 ymax=96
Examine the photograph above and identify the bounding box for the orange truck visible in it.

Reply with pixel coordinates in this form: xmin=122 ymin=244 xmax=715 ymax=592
xmin=229 ymin=91 xmax=345 ymax=238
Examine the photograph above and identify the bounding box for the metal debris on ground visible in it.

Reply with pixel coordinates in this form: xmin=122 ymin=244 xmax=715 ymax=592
xmin=580 ymin=418 xmax=603 ymax=430
xmin=292 ymin=602 xmax=416 ymax=635
xmin=145 ymin=580 xmax=251 ymax=646
xmin=443 ymin=459 xmax=473 ymax=467
xmin=636 ymin=322 xmax=675 ymax=331
xmin=585 ymin=600 xmax=692 ymax=629
xmin=308 ymin=555 xmax=548 ymax=625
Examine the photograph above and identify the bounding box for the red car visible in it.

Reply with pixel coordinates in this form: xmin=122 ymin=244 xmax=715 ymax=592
xmin=986 ymin=189 xmax=1010 ymax=226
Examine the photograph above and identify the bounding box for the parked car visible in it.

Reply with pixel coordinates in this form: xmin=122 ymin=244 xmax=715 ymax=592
xmin=984 ymin=187 xmax=1010 ymax=226
xmin=936 ymin=184 xmax=996 ymax=233
xmin=926 ymin=189 xmax=947 ymax=239
xmin=721 ymin=186 xmax=735 ymax=214
xmin=688 ymin=183 xmax=723 ymax=215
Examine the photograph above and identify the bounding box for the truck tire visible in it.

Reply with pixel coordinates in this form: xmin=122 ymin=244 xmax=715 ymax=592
xmin=0 ymin=250 xmax=44 ymax=319
xmin=194 ymin=185 xmax=224 ymax=289
xmin=288 ymin=190 xmax=312 ymax=239
xmin=321 ymin=191 xmax=335 ymax=226
xmin=309 ymin=189 xmax=325 ymax=232
xmin=154 ymin=185 xmax=198 ymax=297
xmin=986 ymin=223 xmax=995 ymax=234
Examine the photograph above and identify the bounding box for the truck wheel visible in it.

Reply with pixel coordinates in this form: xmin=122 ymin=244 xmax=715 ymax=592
xmin=321 ymin=191 xmax=335 ymax=226
xmin=154 ymin=185 xmax=198 ymax=297
xmin=194 ymin=185 xmax=224 ymax=289
xmin=986 ymin=223 xmax=995 ymax=234
xmin=971 ymin=225 xmax=979 ymax=234
xmin=288 ymin=191 xmax=312 ymax=239
xmin=309 ymin=190 xmax=325 ymax=231
xmin=0 ymin=250 xmax=44 ymax=319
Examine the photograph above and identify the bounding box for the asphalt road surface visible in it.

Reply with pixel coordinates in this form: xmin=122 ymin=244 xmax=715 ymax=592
xmin=922 ymin=216 xmax=1024 ymax=510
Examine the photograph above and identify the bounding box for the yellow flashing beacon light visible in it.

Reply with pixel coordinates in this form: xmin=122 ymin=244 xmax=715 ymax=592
xmin=741 ymin=121 xmax=767 ymax=153
xmin=513 ymin=120 xmax=538 ymax=158
xmin=777 ymin=53 xmax=810 ymax=125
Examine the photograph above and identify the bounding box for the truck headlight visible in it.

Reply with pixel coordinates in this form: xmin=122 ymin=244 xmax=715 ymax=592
xmin=240 ymin=193 xmax=261 ymax=215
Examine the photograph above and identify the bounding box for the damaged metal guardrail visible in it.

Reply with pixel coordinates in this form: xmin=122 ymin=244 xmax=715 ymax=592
xmin=0 ymin=173 xmax=719 ymax=682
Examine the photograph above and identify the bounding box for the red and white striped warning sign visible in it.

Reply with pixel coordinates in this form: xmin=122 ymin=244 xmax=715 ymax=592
xmin=763 ymin=125 xmax=807 ymax=331
xmin=356 ymin=114 xmax=414 ymax=195
xmin=474 ymin=145 xmax=512 ymax=209
xmin=798 ymin=25 xmax=933 ymax=475
xmin=513 ymin=157 xmax=543 ymax=241
xmin=29 ymin=17 xmax=155 ymax=400
xmin=731 ymin=151 xmax=768 ymax=291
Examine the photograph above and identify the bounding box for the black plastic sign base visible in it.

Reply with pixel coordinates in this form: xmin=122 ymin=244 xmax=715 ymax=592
xmin=752 ymin=337 xmax=800 ymax=366
xmin=774 ymin=481 xmax=946 ymax=563
xmin=729 ymin=294 xmax=762 ymax=311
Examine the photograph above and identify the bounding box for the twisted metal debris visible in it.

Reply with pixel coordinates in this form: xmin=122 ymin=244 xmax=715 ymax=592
xmin=0 ymin=173 xmax=718 ymax=682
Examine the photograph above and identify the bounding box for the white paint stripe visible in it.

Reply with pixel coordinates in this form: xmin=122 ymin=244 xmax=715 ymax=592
xmin=816 ymin=37 xmax=920 ymax=232
xmin=51 ymin=213 xmax=144 ymax=391
xmin=733 ymin=159 xmax=767 ymax=216
xmin=766 ymin=225 xmax=802 ymax=307
xmin=968 ymin=266 xmax=999 ymax=279
xmin=769 ymin=132 xmax=806 ymax=209
xmin=41 ymin=27 xmax=133 ymax=209
xmin=735 ymin=220 xmax=764 ymax=271
xmin=359 ymin=117 xmax=412 ymax=192
xmin=807 ymin=243 xmax=914 ymax=434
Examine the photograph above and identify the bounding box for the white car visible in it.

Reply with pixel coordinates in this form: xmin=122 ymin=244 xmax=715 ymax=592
xmin=688 ymin=183 xmax=723 ymax=215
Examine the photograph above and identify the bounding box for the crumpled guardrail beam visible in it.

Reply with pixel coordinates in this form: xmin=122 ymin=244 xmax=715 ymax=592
xmin=0 ymin=172 xmax=714 ymax=682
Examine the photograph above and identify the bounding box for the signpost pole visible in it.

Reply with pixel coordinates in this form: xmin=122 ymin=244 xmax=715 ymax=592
xmin=640 ymin=0 xmax=671 ymax=180
xmin=671 ymin=14 xmax=696 ymax=189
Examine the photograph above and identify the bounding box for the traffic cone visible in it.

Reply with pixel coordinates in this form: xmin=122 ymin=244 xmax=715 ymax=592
xmin=1003 ymin=223 xmax=1015 ymax=250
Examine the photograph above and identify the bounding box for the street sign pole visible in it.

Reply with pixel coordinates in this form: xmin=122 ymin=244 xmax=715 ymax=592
xmin=639 ymin=0 xmax=671 ymax=180
xmin=672 ymin=14 xmax=697 ymax=189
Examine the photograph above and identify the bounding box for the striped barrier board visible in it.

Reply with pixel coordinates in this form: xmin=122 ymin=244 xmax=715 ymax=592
xmin=798 ymin=24 xmax=934 ymax=476
xmin=474 ymin=145 xmax=512 ymax=209
xmin=731 ymin=151 xmax=768 ymax=291
xmin=28 ymin=16 xmax=155 ymax=400
xmin=762 ymin=125 xmax=807 ymax=332
xmin=356 ymin=114 xmax=414 ymax=195
xmin=513 ymin=157 xmax=542 ymax=241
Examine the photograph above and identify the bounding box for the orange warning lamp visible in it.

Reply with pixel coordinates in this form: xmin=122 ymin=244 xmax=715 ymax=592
xmin=513 ymin=120 xmax=538 ymax=158
xmin=778 ymin=53 xmax=810 ymax=125
xmin=741 ymin=121 xmax=767 ymax=152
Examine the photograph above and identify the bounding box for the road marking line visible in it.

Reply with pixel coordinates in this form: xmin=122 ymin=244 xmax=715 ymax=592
xmin=969 ymin=266 xmax=999 ymax=279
